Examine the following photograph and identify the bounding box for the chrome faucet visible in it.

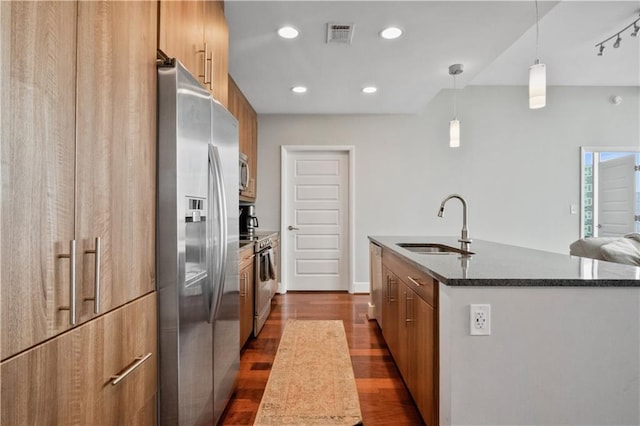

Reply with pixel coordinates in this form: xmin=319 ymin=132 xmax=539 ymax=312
xmin=437 ymin=194 xmax=472 ymax=252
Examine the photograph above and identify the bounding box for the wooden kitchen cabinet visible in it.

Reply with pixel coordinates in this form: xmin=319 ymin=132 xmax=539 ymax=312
xmin=1 ymin=0 xmax=78 ymax=361
xmin=229 ymin=76 xmax=258 ymax=202
xmin=205 ymin=0 xmax=229 ymax=107
xmin=159 ymin=0 xmax=228 ymax=106
xmin=239 ymin=245 xmax=255 ymax=348
xmin=1 ymin=292 xmax=157 ymax=425
xmin=381 ymin=267 xmax=400 ymax=359
xmin=381 ymin=250 xmax=437 ymax=425
xmin=272 ymin=234 xmax=280 ymax=295
xmin=410 ymin=288 xmax=436 ymax=425
xmin=75 ymin=0 xmax=157 ymax=324
xmin=1 ymin=0 xmax=157 ymax=360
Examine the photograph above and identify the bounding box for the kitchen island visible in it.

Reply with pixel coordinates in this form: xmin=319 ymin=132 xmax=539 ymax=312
xmin=369 ymin=236 xmax=640 ymax=426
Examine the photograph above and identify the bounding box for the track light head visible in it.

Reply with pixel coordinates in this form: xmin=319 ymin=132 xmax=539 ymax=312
xmin=613 ymin=34 xmax=622 ymax=48
xmin=597 ymin=44 xmax=605 ymax=56
xmin=632 ymin=22 xmax=640 ymax=37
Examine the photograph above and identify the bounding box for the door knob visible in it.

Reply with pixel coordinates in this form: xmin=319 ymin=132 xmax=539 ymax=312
xmin=288 ymin=225 xmax=299 ymax=231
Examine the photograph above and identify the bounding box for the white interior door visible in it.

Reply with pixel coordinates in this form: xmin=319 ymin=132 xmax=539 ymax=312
xmin=597 ymin=154 xmax=637 ymax=237
xmin=283 ymin=150 xmax=349 ymax=291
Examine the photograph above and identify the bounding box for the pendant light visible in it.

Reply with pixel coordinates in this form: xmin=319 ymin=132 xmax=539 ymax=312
xmin=449 ymin=64 xmax=463 ymax=148
xmin=529 ymin=0 xmax=546 ymax=109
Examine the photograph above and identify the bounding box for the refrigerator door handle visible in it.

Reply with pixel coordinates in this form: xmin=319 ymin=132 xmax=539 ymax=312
xmin=208 ymin=144 xmax=228 ymax=323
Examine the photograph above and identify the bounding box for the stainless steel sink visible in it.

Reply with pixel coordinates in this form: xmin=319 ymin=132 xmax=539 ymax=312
xmin=397 ymin=243 xmax=474 ymax=256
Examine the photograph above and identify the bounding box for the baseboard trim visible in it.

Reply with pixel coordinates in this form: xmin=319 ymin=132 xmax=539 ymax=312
xmin=350 ymin=281 xmax=370 ymax=294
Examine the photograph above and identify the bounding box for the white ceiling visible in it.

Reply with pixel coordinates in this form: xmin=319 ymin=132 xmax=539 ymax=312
xmin=226 ymin=1 xmax=640 ymax=114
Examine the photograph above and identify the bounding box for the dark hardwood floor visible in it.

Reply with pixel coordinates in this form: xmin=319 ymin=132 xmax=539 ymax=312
xmin=219 ymin=292 xmax=424 ymax=425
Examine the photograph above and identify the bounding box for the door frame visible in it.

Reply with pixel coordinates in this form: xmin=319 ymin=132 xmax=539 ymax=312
xmin=280 ymin=145 xmax=356 ymax=293
xmin=580 ymin=146 xmax=640 ymax=238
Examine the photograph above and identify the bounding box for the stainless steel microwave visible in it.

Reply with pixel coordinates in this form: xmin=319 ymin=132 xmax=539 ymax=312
xmin=239 ymin=152 xmax=249 ymax=191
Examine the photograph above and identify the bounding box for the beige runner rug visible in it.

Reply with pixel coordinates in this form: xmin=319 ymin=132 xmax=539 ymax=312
xmin=253 ymin=319 xmax=363 ymax=425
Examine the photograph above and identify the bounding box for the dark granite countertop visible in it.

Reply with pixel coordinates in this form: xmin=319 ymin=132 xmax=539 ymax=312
xmin=369 ymin=236 xmax=640 ymax=287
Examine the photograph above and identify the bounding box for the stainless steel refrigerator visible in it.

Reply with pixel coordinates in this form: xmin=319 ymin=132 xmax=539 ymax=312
xmin=157 ymin=59 xmax=239 ymax=425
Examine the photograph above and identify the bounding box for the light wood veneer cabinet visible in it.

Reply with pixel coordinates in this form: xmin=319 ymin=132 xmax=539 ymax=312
xmin=158 ymin=0 xmax=228 ymax=107
xmin=228 ymin=76 xmax=258 ymax=202
xmin=239 ymin=245 xmax=255 ymax=348
xmin=1 ymin=1 xmax=156 ymax=360
xmin=1 ymin=292 xmax=157 ymax=425
xmin=381 ymin=250 xmax=437 ymax=425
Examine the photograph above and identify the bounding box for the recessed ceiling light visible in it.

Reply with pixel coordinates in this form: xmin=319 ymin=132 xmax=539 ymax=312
xmin=277 ymin=26 xmax=300 ymax=39
xmin=379 ymin=26 xmax=403 ymax=40
xmin=291 ymin=86 xmax=307 ymax=94
xmin=361 ymin=86 xmax=377 ymax=94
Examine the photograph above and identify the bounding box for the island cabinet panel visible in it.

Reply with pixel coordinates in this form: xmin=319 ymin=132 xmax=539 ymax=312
xmin=159 ymin=0 xmax=229 ymax=107
xmin=239 ymin=246 xmax=255 ymax=348
xmin=403 ymin=282 xmax=436 ymax=425
xmin=1 ymin=292 xmax=157 ymax=426
xmin=1 ymin=0 xmax=157 ymax=361
xmin=381 ymin=249 xmax=438 ymax=425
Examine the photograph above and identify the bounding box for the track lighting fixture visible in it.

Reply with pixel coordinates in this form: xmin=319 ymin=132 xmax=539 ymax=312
xmin=595 ymin=13 xmax=640 ymax=55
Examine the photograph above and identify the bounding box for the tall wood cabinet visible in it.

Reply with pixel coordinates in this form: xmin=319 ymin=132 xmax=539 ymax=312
xmin=158 ymin=0 xmax=228 ymax=107
xmin=1 ymin=0 xmax=156 ymax=360
xmin=75 ymin=0 xmax=157 ymax=325
xmin=1 ymin=0 xmax=78 ymax=361
xmin=1 ymin=1 xmax=158 ymax=423
xmin=228 ymin=76 xmax=258 ymax=202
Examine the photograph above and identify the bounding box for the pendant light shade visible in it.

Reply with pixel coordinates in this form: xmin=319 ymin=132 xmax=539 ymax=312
xmin=529 ymin=61 xmax=546 ymax=109
xmin=529 ymin=0 xmax=546 ymax=109
xmin=448 ymin=64 xmax=463 ymax=148
xmin=449 ymin=119 xmax=460 ymax=148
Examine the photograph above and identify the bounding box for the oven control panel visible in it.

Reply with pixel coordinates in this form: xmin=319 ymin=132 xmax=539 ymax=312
xmin=257 ymin=238 xmax=273 ymax=251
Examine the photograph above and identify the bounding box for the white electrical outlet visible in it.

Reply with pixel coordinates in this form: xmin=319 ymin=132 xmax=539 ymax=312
xmin=470 ymin=304 xmax=491 ymax=336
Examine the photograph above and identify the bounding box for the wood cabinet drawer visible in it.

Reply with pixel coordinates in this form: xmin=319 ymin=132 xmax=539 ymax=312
xmin=1 ymin=292 xmax=157 ymax=426
xmin=382 ymin=250 xmax=436 ymax=307
xmin=239 ymin=247 xmax=255 ymax=270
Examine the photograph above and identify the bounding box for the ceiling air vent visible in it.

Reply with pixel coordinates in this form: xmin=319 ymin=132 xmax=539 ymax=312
xmin=326 ymin=23 xmax=354 ymax=44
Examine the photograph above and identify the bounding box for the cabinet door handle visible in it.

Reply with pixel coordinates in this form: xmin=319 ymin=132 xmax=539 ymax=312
xmin=386 ymin=277 xmax=390 ymax=304
xmin=83 ymin=237 xmax=101 ymax=314
xmin=405 ymin=292 xmax=414 ymax=324
xmin=207 ymin=51 xmax=213 ymax=90
xmin=407 ymin=276 xmax=423 ymax=287
xmin=198 ymin=43 xmax=209 ymax=86
xmin=58 ymin=240 xmax=77 ymax=325
xmin=388 ymin=276 xmax=396 ymax=303
xmin=240 ymin=272 xmax=248 ymax=297
xmin=111 ymin=353 xmax=152 ymax=386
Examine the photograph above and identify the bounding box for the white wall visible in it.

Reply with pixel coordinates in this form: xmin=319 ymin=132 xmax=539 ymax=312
xmin=438 ymin=283 xmax=640 ymax=425
xmin=255 ymin=86 xmax=640 ymax=284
